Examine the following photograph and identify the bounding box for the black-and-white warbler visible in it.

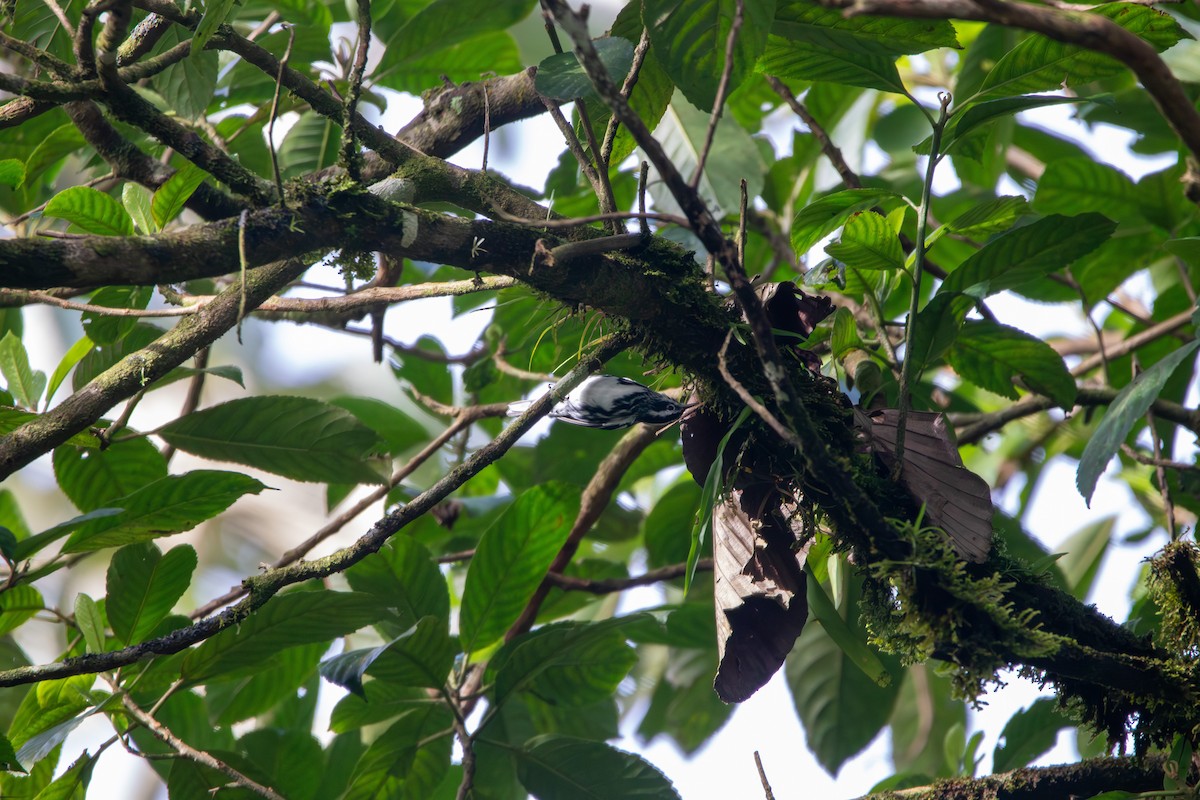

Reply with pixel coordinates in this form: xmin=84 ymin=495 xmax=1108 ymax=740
xmin=507 ymin=375 xmax=691 ymax=430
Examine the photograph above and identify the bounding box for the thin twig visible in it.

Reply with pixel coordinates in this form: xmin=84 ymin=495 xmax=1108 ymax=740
xmin=544 ymin=559 xmax=714 ymax=593
xmin=690 ymin=0 xmax=743 ymax=189
xmin=754 ymin=751 xmax=776 ymax=800
xmin=267 ymin=25 xmax=296 ymax=203
xmin=490 ymin=207 xmax=688 ymax=229
xmin=162 ymin=348 xmax=209 ymax=465
xmin=118 ymin=689 xmax=285 ymax=800
xmin=341 ymin=0 xmax=372 ymax=182
xmin=600 ymin=28 xmax=651 ymax=166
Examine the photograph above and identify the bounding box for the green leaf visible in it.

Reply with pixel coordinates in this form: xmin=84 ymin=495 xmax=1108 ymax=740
xmin=121 ymin=183 xmax=156 ymax=234
xmin=376 ymin=0 xmax=531 ymax=66
xmin=758 ymin=34 xmax=905 ymax=93
xmin=947 ymin=321 xmax=1076 ymax=407
xmin=515 ymin=735 xmax=681 ymax=800
xmin=643 ymin=480 xmax=701 ymax=567
xmin=0 ymin=733 xmax=23 ymax=773
xmin=650 ymin=97 xmax=767 ymax=219
xmin=151 ymin=163 xmax=210 ymax=229
xmin=62 ymin=471 xmax=267 ymax=553
xmin=587 ymin=3 xmax=676 ymax=165
xmin=159 ymin=47 xmax=218 ymax=120
xmin=0 ymin=332 xmax=45 ymax=410
xmin=937 ymin=213 xmax=1116 ymax=298
xmin=978 ymin=4 xmax=1185 ymax=97
xmin=1056 ymin=516 xmax=1115 ymax=602
xmin=322 ymin=616 xmax=455 ymax=695
xmin=992 ymin=698 xmax=1070 ymax=772
xmin=0 ymin=159 xmax=25 ymax=188
xmin=238 ymin=730 xmax=325 ymax=800
xmin=1165 ymin=237 xmax=1200 ymax=269
xmin=644 ymin=0 xmax=775 ymax=111
xmin=805 ymin=563 xmax=891 ymax=686
xmin=772 ymin=0 xmax=960 ymax=54
xmin=72 ymin=323 xmax=164 ymax=392
xmin=460 ymin=483 xmax=579 ymax=655
xmin=345 ymin=537 xmax=450 ymax=637
xmin=825 ymin=211 xmax=904 ymax=271
xmin=278 ymin=112 xmax=341 ymax=179
xmin=1033 ymin=157 xmax=1140 ymax=220
xmin=944 ymin=195 xmax=1031 ymax=238
xmin=0 ymin=585 xmax=43 ymax=636
xmin=45 ymin=337 xmax=93 ymax=406
xmin=490 ymin=617 xmax=641 ymax=708
xmin=10 ymin=508 xmax=124 ymax=561
xmin=106 ymin=542 xmax=198 ymax=646
xmin=344 ymin=706 xmax=453 ymax=800
xmin=330 ymin=396 xmax=428 ymax=456
xmin=80 ymin=286 xmax=154 ymax=346
xmin=791 ymin=188 xmax=901 ymax=256
xmin=182 ymin=590 xmax=384 ymax=682
xmin=536 ymin=37 xmax=634 ymax=102
xmin=72 ymin=593 xmax=106 ymax=654
xmin=374 ymin=31 xmax=523 ymax=94
xmin=191 ymin=0 xmax=237 ymax=56
xmin=24 ymin=124 xmax=86 ymax=188
xmin=158 ymin=396 xmax=386 ymax=485
xmin=1077 ymin=341 xmax=1200 ymax=505
xmin=54 ymin=436 xmax=168 ymax=513
xmin=29 ymin=751 xmax=94 ymax=799
xmin=43 ymin=187 xmax=135 ymax=237
xmin=787 ymin=564 xmax=900 ymax=773
xmin=206 ymin=642 xmax=327 ymax=726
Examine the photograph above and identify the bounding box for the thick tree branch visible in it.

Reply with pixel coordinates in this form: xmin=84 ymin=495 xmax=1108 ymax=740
xmin=853 ymin=755 xmax=1167 ymax=800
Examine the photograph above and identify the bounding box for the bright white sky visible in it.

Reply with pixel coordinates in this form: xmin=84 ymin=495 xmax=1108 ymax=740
xmin=22 ymin=45 xmax=1188 ymax=800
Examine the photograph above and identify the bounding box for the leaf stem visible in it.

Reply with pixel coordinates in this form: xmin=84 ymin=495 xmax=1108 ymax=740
xmin=894 ymin=92 xmax=952 ymax=475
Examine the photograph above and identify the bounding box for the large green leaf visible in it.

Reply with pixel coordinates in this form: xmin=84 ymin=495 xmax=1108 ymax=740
xmin=644 ymin=0 xmax=776 ymax=111
xmin=158 ymin=45 xmax=219 ymax=121
xmin=53 ymin=436 xmax=168 ymax=513
xmin=44 ymin=187 xmax=135 ymax=237
xmin=375 ymin=31 xmax=523 ymax=94
xmin=773 ymin=0 xmax=959 ymax=54
xmin=62 ymin=471 xmax=267 ymax=553
xmin=758 ymin=34 xmax=905 ymax=93
xmin=791 ymin=188 xmax=901 ymax=256
xmin=937 ymin=213 xmax=1116 ymax=298
xmin=1033 ymin=157 xmax=1140 ymax=220
xmin=649 ymin=97 xmax=767 ymax=219
xmin=278 ymin=113 xmax=341 ymax=179
xmin=106 ymin=542 xmax=198 ymax=646
xmin=515 ymin=735 xmax=681 ymax=800
xmin=206 ymin=642 xmax=327 ymax=725
xmin=375 ymin=0 xmax=531 ymax=66
xmin=152 ymin=163 xmax=211 ymax=229
xmin=330 ymin=396 xmax=428 ymax=456
xmin=992 ymin=698 xmax=1072 ymax=772
xmin=182 ymin=590 xmax=385 ymax=682
xmin=344 ymin=706 xmax=454 ymax=800
xmin=238 ymin=730 xmax=325 ymax=800
xmin=824 ymin=210 xmax=903 ymax=272
xmin=0 ymin=585 xmax=43 ymax=636
xmin=489 ymin=617 xmax=641 ymax=708
xmin=341 ymin=623 xmax=454 ymax=696
xmin=978 ymin=4 xmax=1185 ymax=97
xmin=158 ymin=396 xmax=386 ymax=484
xmin=1076 ymin=341 xmax=1200 ymax=505
xmin=0 ymin=332 xmax=45 ymax=411
xmin=79 ymin=286 xmax=154 ymax=346
xmin=787 ymin=564 xmax=900 ymax=773
xmin=460 ymin=483 xmax=579 ymax=655
xmin=344 ymin=536 xmax=450 ymax=637
xmin=537 ymin=37 xmax=635 ymax=102
xmin=947 ymin=321 xmax=1076 ymax=408
xmin=643 ymin=480 xmax=701 ymax=567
